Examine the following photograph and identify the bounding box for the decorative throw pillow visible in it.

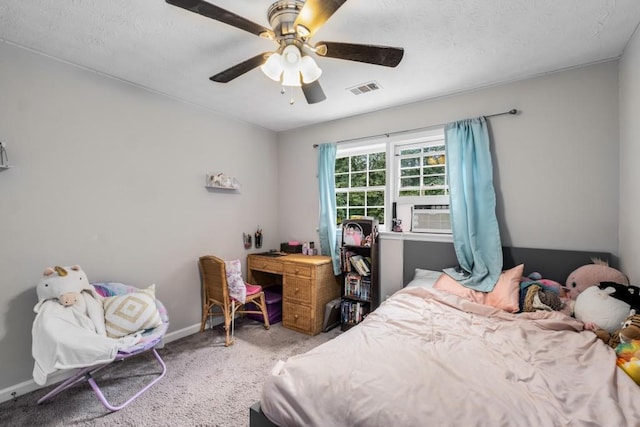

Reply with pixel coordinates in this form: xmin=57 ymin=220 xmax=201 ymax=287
xmin=225 ymin=259 xmax=247 ymax=304
xmin=433 ymin=264 xmax=524 ymax=312
xmin=104 ymin=284 xmax=162 ymax=338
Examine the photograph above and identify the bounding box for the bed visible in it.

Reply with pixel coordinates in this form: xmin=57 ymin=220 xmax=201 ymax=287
xmin=250 ymin=244 xmax=640 ymax=427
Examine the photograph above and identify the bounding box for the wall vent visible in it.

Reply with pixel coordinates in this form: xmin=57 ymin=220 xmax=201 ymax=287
xmin=347 ymin=81 xmax=381 ymax=95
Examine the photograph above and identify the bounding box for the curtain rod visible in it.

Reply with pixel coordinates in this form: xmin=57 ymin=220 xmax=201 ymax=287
xmin=313 ymin=108 xmax=518 ymax=148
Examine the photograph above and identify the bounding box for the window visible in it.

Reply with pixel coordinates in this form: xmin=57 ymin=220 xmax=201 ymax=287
xmin=394 ymin=129 xmax=449 ymax=205
xmin=335 ymin=127 xmax=449 ymax=233
xmin=335 ymin=144 xmax=386 ymax=226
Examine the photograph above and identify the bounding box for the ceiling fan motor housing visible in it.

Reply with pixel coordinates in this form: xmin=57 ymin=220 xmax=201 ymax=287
xmin=267 ymin=0 xmax=306 ymax=49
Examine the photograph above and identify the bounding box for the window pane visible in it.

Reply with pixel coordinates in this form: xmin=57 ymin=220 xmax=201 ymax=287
xmin=425 ymin=145 xmax=445 ymax=153
xmin=423 ymin=176 xmax=445 ymax=187
xmin=400 ymin=177 xmax=420 ymax=187
xmin=424 ymin=189 xmax=446 ymax=196
xmin=401 ymin=157 xmax=420 ymax=168
xmin=336 ymin=192 xmax=347 ymax=207
xmin=400 ymin=148 xmax=421 ymax=155
xmin=401 ymin=168 xmax=420 ymax=177
xmin=424 ymin=155 xmax=445 ymax=166
xmin=349 ymin=208 xmax=365 ymax=217
xmin=337 ymin=208 xmax=347 ymax=225
xmin=400 ymin=190 xmax=420 ymax=197
xmin=369 ymin=152 xmax=386 ymax=169
xmin=351 ymin=172 xmax=366 ymax=187
xmin=367 ymin=208 xmax=385 ymax=225
xmin=335 ymin=174 xmax=349 ymax=188
xmin=351 ymin=155 xmax=367 ymax=172
xmin=349 ymin=191 xmax=365 ymax=206
xmin=424 ymin=166 xmax=445 ymax=175
xmin=335 ymin=157 xmax=349 ymax=173
xmin=369 ymin=170 xmax=386 ymax=186
xmin=366 ymin=190 xmax=384 ymax=206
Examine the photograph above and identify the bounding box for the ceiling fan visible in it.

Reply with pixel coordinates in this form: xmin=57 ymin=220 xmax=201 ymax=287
xmin=165 ymin=0 xmax=404 ymax=104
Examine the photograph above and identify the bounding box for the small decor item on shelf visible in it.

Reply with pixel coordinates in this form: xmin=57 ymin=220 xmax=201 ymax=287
xmin=0 ymin=141 xmax=9 ymax=168
xmin=255 ymin=227 xmax=263 ymax=249
xmin=392 ymin=218 xmax=403 ymax=232
xmin=206 ymin=173 xmax=240 ymax=190
xmin=243 ymin=232 xmax=252 ymax=249
xmin=343 ymin=223 xmax=364 ymax=246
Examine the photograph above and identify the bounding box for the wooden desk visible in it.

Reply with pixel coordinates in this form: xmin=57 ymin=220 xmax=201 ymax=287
xmin=248 ymin=254 xmax=340 ymax=335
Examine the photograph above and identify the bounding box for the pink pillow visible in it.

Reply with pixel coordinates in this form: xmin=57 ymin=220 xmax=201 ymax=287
xmin=433 ymin=264 xmax=524 ymax=312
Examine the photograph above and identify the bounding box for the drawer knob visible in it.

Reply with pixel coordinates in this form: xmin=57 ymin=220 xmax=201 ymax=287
xmin=295 ymin=288 xmax=299 ymax=293
xmin=295 ymin=268 xmax=299 ymax=273
xmin=262 ymin=263 xmax=267 ymax=268
xmin=294 ymin=314 xmax=299 ymax=319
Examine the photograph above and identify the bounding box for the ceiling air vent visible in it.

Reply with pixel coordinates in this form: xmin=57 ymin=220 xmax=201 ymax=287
xmin=348 ymin=81 xmax=382 ymax=95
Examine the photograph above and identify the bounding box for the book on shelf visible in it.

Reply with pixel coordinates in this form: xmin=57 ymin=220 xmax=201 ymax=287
xmin=344 ymin=272 xmax=371 ymax=300
xmin=349 ymin=254 xmax=370 ymax=276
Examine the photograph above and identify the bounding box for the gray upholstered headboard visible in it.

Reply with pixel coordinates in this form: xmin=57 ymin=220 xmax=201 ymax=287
xmin=402 ymin=240 xmax=615 ymax=286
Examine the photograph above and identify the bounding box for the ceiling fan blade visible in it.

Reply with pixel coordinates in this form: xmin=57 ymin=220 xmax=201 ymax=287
xmin=302 ymin=80 xmax=327 ymax=104
xmin=166 ymin=0 xmax=275 ymax=39
xmin=294 ymin=0 xmax=347 ymax=38
xmin=316 ymin=41 xmax=404 ymax=67
xmin=210 ymin=52 xmax=271 ymax=83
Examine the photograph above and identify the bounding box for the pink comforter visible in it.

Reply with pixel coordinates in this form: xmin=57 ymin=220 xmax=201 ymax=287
xmin=261 ymin=287 xmax=640 ymax=427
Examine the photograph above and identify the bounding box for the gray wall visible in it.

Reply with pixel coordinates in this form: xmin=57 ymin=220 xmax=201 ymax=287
xmin=0 ymin=42 xmax=279 ymax=391
xmin=619 ymin=26 xmax=640 ymax=282
xmin=278 ymin=61 xmax=621 ymax=294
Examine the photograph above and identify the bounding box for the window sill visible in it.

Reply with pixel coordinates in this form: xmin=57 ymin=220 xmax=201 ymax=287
xmin=379 ymin=231 xmax=453 ymax=243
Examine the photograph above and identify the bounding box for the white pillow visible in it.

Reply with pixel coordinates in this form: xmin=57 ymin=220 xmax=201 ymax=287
xmin=104 ymin=285 xmax=162 ymax=338
xmin=405 ymin=268 xmax=443 ymax=288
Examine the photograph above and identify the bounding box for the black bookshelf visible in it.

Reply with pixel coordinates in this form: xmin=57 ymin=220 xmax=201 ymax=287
xmin=340 ymin=218 xmax=379 ymax=331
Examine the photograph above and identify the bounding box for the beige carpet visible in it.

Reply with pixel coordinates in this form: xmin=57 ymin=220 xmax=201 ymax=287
xmin=0 ymin=320 xmax=340 ymax=426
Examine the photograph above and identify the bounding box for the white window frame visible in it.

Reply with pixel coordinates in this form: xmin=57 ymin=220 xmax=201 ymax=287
xmin=335 ymin=141 xmax=387 ymax=228
xmin=391 ymin=127 xmax=448 ymax=207
xmin=335 ymin=126 xmax=449 ymax=233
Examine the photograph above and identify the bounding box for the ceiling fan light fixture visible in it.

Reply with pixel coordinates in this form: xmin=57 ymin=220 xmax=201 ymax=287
xmin=282 ymin=68 xmax=302 ymax=87
xmin=260 ymin=53 xmax=284 ymax=81
xmin=300 ymin=55 xmax=322 ymax=83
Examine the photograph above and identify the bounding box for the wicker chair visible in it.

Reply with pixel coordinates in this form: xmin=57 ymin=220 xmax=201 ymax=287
xmin=198 ymin=255 xmax=270 ymax=346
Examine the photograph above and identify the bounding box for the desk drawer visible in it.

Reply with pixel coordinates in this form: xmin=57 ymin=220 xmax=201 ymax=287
xmin=284 ymin=263 xmax=312 ymax=278
xmin=249 ymin=257 xmax=283 ymax=274
xmin=283 ymin=302 xmax=312 ymax=333
xmin=283 ymin=276 xmax=312 ymax=304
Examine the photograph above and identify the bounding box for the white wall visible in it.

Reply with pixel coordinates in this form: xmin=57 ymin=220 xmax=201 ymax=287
xmin=619 ymin=26 xmax=640 ymax=282
xmin=0 ymin=42 xmax=278 ymax=391
xmin=278 ymin=61 xmax=621 ymax=291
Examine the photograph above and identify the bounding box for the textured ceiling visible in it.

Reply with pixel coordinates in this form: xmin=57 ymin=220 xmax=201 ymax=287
xmin=1 ymin=1 xmax=639 ymax=132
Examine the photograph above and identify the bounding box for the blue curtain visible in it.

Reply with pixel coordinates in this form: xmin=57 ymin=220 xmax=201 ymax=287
xmin=317 ymin=143 xmax=341 ymax=275
xmin=444 ymin=117 xmax=502 ymax=291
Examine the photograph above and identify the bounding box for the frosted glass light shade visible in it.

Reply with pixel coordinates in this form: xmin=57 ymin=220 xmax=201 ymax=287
xmin=260 ymin=53 xmax=284 ymax=81
xmin=300 ymin=55 xmax=322 ymax=83
xmin=282 ymin=68 xmax=301 ymax=87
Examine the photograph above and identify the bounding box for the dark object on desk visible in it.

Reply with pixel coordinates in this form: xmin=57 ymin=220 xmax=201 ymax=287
xmin=280 ymin=243 xmax=302 ymax=253
xmin=256 ymin=251 xmax=287 ymax=257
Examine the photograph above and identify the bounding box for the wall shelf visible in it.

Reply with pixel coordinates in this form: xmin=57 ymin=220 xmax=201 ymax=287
xmin=205 ymin=173 xmax=240 ymax=191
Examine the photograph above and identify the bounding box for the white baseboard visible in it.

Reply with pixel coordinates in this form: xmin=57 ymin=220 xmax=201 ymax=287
xmin=0 ymin=322 xmax=206 ymax=404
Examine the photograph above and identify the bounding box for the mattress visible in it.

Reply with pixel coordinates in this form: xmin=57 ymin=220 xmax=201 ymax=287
xmin=260 ymin=286 xmax=640 ymax=427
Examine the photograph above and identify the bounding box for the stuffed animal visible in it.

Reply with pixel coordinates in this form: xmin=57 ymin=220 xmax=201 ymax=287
xmin=34 ymin=265 xmax=106 ymax=335
xmin=562 ymin=259 xmax=629 ymax=315
xmin=35 ymin=265 xmax=93 ymax=308
xmin=616 ymin=340 xmax=640 ymax=385
xmin=565 ymin=259 xmax=628 ymax=300
xmin=595 ymin=314 xmax=640 ymax=349
xmin=574 ymin=284 xmax=635 ymax=333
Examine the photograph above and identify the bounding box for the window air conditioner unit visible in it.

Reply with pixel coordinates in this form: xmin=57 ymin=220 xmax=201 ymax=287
xmin=411 ymin=205 xmax=451 ymax=233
